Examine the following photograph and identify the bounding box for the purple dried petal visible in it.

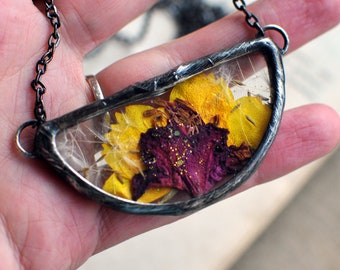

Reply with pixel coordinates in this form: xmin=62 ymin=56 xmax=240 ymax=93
xmin=132 ymin=100 xmax=252 ymax=200
xmin=132 ymin=123 xmax=229 ymax=199
xmin=225 ymin=144 xmax=252 ymax=173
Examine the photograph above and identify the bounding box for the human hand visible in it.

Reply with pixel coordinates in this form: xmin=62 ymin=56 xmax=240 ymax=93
xmin=0 ymin=0 xmax=339 ymax=269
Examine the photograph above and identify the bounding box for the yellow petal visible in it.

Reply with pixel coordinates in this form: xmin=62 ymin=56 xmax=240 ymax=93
xmin=102 ymin=104 xmax=172 ymax=201
xmin=227 ymin=96 xmax=271 ymax=148
xmin=103 ymin=173 xmax=172 ymax=203
xmin=103 ymin=174 xmax=132 ymax=200
xmin=103 ymin=149 xmax=143 ymax=179
xmin=113 ymin=105 xmax=153 ymax=130
xmin=103 ymin=105 xmax=154 ymax=178
xmin=106 ymin=126 xmax=142 ymax=151
xmin=170 ymin=73 xmax=235 ymax=129
xmin=137 ymin=187 xmax=173 ymax=203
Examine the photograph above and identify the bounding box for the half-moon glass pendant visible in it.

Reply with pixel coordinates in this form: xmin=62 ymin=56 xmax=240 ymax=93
xmin=35 ymin=37 xmax=285 ymax=215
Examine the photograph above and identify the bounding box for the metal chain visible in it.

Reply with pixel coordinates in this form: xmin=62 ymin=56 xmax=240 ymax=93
xmin=15 ymin=0 xmax=61 ymax=157
xmin=31 ymin=0 xmax=61 ymax=125
xmin=233 ymin=0 xmax=289 ymax=54
xmin=233 ymin=0 xmax=265 ymax=36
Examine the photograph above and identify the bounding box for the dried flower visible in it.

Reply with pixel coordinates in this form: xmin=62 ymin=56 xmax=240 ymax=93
xmin=170 ymin=73 xmax=234 ymax=130
xmin=227 ymin=96 xmax=271 ymax=148
xmin=102 ymin=105 xmax=171 ymax=202
xmin=170 ymin=73 xmax=271 ymax=148
xmin=102 ymin=72 xmax=271 ymax=201
xmin=132 ymin=100 xmax=251 ymax=200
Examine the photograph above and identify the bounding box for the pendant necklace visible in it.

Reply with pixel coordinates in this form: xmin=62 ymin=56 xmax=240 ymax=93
xmin=16 ymin=0 xmax=289 ymax=215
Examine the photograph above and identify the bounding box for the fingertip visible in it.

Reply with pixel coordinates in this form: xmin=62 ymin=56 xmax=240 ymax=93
xmin=254 ymin=104 xmax=340 ymax=185
xmin=287 ymin=104 xmax=340 ymax=152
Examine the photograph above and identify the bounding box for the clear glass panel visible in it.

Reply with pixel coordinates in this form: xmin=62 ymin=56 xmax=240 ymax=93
xmin=56 ymin=52 xmax=272 ymax=204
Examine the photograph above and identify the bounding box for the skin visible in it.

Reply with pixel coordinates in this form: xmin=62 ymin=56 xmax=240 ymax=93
xmin=0 ymin=0 xmax=339 ymax=269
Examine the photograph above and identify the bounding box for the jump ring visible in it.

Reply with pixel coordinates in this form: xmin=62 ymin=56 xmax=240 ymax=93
xmin=15 ymin=120 xmax=39 ymax=158
xmin=257 ymin=24 xmax=290 ymax=55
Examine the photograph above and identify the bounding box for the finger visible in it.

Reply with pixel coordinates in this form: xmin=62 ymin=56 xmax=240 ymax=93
xmin=239 ymin=104 xmax=340 ymax=192
xmin=0 ymin=2 xmax=44 ymax=74
xmin=13 ymin=0 xmax=155 ymax=120
xmin=57 ymin=0 xmax=158 ymax=55
xmin=97 ymin=0 xmax=340 ymax=94
xmin=94 ymin=104 xmax=340 ymax=251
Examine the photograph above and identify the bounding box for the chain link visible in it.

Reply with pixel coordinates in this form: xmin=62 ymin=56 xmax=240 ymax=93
xmin=233 ymin=0 xmax=289 ymax=54
xmin=31 ymin=0 xmax=61 ymax=125
xmin=233 ymin=0 xmax=264 ymax=36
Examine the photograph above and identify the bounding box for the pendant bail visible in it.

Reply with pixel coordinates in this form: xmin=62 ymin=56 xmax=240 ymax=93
xmin=15 ymin=120 xmax=39 ymax=158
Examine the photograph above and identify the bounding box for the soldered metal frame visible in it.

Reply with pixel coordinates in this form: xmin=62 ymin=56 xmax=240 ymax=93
xmin=35 ymin=37 xmax=285 ymax=215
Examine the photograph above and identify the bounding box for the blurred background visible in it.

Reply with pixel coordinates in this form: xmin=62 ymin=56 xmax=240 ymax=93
xmin=80 ymin=1 xmax=340 ymax=269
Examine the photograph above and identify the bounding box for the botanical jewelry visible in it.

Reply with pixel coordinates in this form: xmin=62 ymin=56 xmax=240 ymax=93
xmin=16 ymin=0 xmax=289 ymax=215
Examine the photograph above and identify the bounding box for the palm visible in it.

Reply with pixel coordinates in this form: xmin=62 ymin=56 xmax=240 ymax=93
xmin=0 ymin=0 xmax=339 ymax=269
xmin=0 ymin=8 xmax=96 ymax=269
